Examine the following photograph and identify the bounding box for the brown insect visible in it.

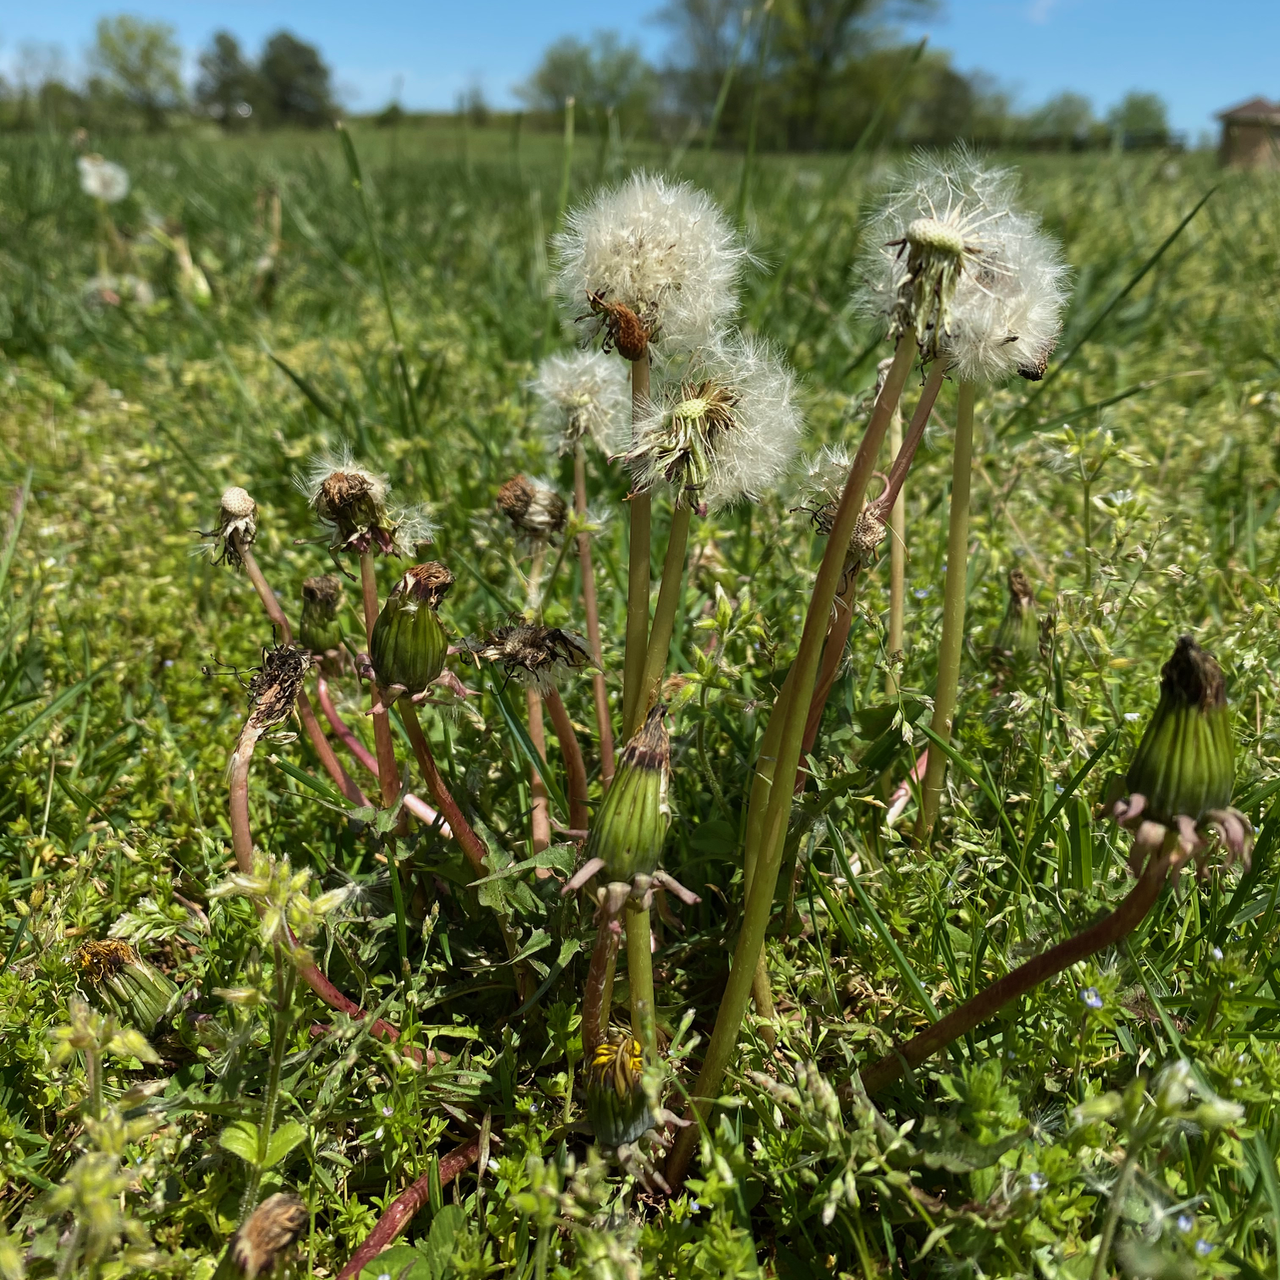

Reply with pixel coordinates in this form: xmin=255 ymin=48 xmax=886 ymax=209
xmin=579 ymin=290 xmax=658 ymax=362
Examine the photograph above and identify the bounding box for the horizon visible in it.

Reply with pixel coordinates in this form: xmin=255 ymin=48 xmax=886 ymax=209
xmin=1 ymin=0 xmax=1276 ymax=139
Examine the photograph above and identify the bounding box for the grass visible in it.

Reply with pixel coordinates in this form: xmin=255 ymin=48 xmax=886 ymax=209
xmin=2 ymin=117 xmax=1280 ymax=1278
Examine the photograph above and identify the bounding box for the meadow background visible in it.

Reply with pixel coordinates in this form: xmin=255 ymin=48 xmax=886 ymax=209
xmin=3 ymin=79 xmax=1280 ymax=1280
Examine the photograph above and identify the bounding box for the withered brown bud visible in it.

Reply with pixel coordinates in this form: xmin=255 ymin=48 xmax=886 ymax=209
xmin=496 ymin=475 xmax=568 ymax=539
xmin=229 ymin=1193 xmax=309 ymax=1279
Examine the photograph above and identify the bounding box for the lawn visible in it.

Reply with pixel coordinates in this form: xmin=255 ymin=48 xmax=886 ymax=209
xmin=2 ymin=119 xmax=1280 ymax=1278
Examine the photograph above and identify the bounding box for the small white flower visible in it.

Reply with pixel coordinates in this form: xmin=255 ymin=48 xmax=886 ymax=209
xmin=855 ymin=149 xmax=1069 ymax=384
xmin=531 ymin=349 xmax=630 ymax=456
xmin=555 ymin=172 xmax=747 ymax=357
xmin=78 ymin=154 xmax=130 ymax=203
xmin=629 ymin=333 xmax=803 ymax=511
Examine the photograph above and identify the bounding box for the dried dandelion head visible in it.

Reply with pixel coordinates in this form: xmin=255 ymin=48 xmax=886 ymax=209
xmin=496 ymin=475 xmax=569 ymax=540
xmin=203 ymin=486 xmax=258 ymax=568
xmin=229 ymin=1193 xmax=310 ymax=1279
xmin=468 ymin=621 xmax=593 ymax=693
xmin=74 ymin=940 xmax=178 ymax=1035
xmin=555 ymin=172 xmax=747 ymax=358
xmin=246 ymin=645 xmax=312 ymax=734
xmin=794 ymin=445 xmax=885 ymax=572
xmin=301 ymin=450 xmax=432 ymax=558
xmin=856 ymin=149 xmax=1068 ymax=379
xmin=531 ymin=349 xmax=630 ymax=456
xmin=629 ymin=334 xmax=802 ymax=510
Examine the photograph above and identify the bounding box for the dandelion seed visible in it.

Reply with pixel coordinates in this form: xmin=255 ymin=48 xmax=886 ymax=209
xmin=78 ymin=155 xmax=130 ymax=203
xmin=531 ymin=349 xmax=630 ymax=456
xmin=855 ymin=149 xmax=1068 ymax=381
xmin=628 ymin=333 xmax=803 ymax=510
xmin=555 ymin=172 xmax=747 ymax=357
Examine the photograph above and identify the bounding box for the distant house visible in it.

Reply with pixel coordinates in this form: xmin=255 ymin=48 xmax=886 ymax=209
xmin=1217 ymin=97 xmax=1280 ymax=168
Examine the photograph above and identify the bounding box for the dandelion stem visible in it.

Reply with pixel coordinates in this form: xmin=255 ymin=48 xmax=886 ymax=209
xmin=887 ymin=397 xmax=907 ymax=696
xmin=667 ymin=335 xmax=918 ymax=1191
xmin=582 ymin=917 xmax=621 ymax=1056
xmin=919 ymin=379 xmax=976 ymax=837
xmin=336 ymin=1137 xmax=482 ymax=1280
xmin=626 ymin=903 xmax=657 ymax=1061
xmin=399 ymin=701 xmax=532 ymax=1001
xmin=1091 ymin=1147 xmax=1138 ymax=1280
xmin=858 ymin=849 xmax=1172 ymax=1096
xmin=622 ymin=358 xmax=652 ymax=736
xmin=545 ymin=686 xmax=590 ymax=834
xmin=630 ymin=502 xmax=692 ymax=737
xmin=359 ymin=553 xmax=401 ymax=813
xmin=243 ymin=944 xmax=297 ymax=1214
xmin=526 ymin=687 xmax=552 ymax=853
xmin=232 ymin=536 xmax=367 ymax=806
xmin=574 ymin=444 xmax=616 ymax=786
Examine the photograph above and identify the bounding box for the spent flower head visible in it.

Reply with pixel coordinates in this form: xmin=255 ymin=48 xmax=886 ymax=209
xmin=856 ymin=149 xmax=1068 ymax=381
xmin=229 ymin=1193 xmax=310 ymax=1279
xmin=202 ymin=486 xmax=258 ymax=568
xmin=496 ymin=475 xmax=568 ymax=541
xmin=74 ymin=939 xmax=179 ymax=1035
xmin=301 ymin=449 xmax=432 ymax=558
xmin=532 ymin=349 xmax=630 ymax=456
xmin=629 ymin=333 xmax=803 ymax=510
xmin=78 ymin=154 xmax=130 ymax=203
xmin=468 ymin=621 xmax=593 ymax=693
xmin=556 ymin=172 xmax=747 ymax=358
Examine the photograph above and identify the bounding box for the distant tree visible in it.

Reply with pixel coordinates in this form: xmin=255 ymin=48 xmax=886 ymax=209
xmin=1026 ymin=90 xmax=1094 ymax=145
xmin=1107 ymin=90 xmax=1169 ymax=143
xmin=518 ymin=31 xmax=658 ymax=125
xmin=258 ymin=32 xmax=335 ymax=128
xmin=89 ymin=15 xmax=184 ymax=130
xmin=196 ymin=32 xmax=260 ymax=129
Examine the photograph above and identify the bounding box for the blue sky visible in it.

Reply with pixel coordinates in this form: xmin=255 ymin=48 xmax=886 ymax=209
xmin=1 ymin=0 xmax=1274 ymax=138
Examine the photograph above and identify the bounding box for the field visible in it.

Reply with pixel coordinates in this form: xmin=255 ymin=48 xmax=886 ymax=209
xmin=3 ymin=117 xmax=1280 ymax=1278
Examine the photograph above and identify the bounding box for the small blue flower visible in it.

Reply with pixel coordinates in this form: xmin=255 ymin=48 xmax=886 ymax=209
xmin=1211 ymin=946 xmax=1223 ymax=962
xmin=914 ymin=588 xmax=931 ymax=599
xmin=1029 ymin=1172 xmax=1047 ymax=1192
xmin=382 ymin=1105 xmax=394 ymax=1117
xmin=1079 ymin=987 xmax=1103 ymax=1010
xmin=1195 ymin=1239 xmax=1212 ymax=1257
xmin=690 ymin=1198 xmax=701 ymax=1212
xmin=529 ymin=1102 xmax=539 ymax=1114
xmin=1177 ymin=1213 xmax=1194 ymax=1234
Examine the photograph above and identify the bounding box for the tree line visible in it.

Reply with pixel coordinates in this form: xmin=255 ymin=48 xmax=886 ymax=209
xmin=0 ymin=3 xmax=1174 ymax=151
xmin=0 ymin=17 xmax=336 ymax=133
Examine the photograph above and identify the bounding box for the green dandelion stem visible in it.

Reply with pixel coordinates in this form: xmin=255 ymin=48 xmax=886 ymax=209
xmin=629 ymin=502 xmax=692 ymax=738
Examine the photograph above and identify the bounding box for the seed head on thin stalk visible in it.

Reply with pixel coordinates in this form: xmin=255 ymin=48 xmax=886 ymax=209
xmin=555 ymin=172 xmax=748 ymax=359
xmin=300 ymin=448 xmax=433 ymax=558
xmin=856 ymin=149 xmax=1068 ymax=377
xmin=795 ymin=445 xmax=887 ymax=575
xmin=532 ymin=349 xmax=630 ymax=457
xmin=200 ymin=486 xmax=258 ymax=568
xmin=77 ymin=154 xmax=130 ymax=203
xmin=629 ymin=334 xmax=803 ymax=511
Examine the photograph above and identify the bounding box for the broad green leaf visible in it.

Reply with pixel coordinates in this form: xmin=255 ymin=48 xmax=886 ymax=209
xmin=263 ymin=1120 xmax=307 ymax=1169
xmin=218 ymin=1120 xmax=260 ymax=1165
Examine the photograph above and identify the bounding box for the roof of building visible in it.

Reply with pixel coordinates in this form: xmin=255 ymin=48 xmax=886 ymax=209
xmin=1217 ymin=96 xmax=1280 ymax=122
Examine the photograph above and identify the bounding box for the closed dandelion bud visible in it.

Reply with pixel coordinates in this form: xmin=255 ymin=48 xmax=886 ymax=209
xmin=75 ymin=940 xmax=179 ymax=1035
xmin=299 ymin=575 xmax=343 ymax=654
xmin=496 ymin=475 xmax=568 ymax=540
xmin=585 ymin=1034 xmax=650 ymax=1148
xmin=585 ymin=705 xmax=670 ymax=882
xmin=993 ymin=568 xmax=1039 ymax=660
xmin=370 ymin=563 xmax=453 ymax=700
xmin=1126 ymin=635 xmax=1234 ymax=826
xmin=226 ymin=1192 xmax=309 ymax=1279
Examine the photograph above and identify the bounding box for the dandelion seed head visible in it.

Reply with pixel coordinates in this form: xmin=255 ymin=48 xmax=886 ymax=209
xmin=468 ymin=622 xmax=594 ymax=693
xmin=78 ymin=155 xmax=130 ymax=203
xmin=855 ymin=148 xmax=1068 ymax=383
xmin=629 ymin=333 xmax=803 ymax=511
xmin=299 ymin=448 xmax=432 ymax=558
xmin=555 ymin=172 xmax=747 ymax=356
xmin=496 ymin=475 xmax=568 ymax=540
xmin=531 ymin=349 xmax=630 ymax=456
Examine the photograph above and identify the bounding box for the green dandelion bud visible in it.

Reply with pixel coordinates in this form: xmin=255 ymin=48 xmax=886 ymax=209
xmin=584 ymin=705 xmax=670 ymax=883
xmin=993 ymin=567 xmax=1039 ymax=661
xmin=585 ymin=1034 xmax=651 ymax=1148
xmin=75 ymin=939 xmax=179 ymax=1035
xmin=370 ymin=562 xmax=453 ymax=701
xmin=1126 ymin=635 xmax=1235 ymax=825
xmin=299 ymin=574 xmax=344 ymax=654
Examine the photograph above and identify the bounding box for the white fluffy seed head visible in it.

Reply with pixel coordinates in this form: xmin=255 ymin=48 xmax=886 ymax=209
xmin=77 ymin=155 xmax=130 ymax=203
xmin=554 ymin=172 xmax=748 ymax=356
xmin=531 ymin=349 xmax=630 ymax=456
xmin=299 ymin=448 xmax=434 ymax=558
xmin=855 ymin=149 xmax=1069 ymax=383
xmin=797 ymin=445 xmax=853 ymax=511
xmin=630 ymin=333 xmax=803 ymax=511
